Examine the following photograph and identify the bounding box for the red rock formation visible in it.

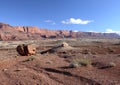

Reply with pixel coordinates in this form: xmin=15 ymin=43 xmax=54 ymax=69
xmin=0 ymin=22 xmax=119 ymax=40
xmin=0 ymin=22 xmax=70 ymax=40
xmin=14 ymin=26 xmax=41 ymax=33
xmin=13 ymin=26 xmax=70 ymax=37
xmin=0 ymin=22 xmax=42 ymax=40
xmin=16 ymin=44 xmax=36 ymax=56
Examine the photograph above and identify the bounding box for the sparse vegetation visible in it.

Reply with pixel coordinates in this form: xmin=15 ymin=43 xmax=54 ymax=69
xmin=0 ymin=39 xmax=120 ymax=85
xmin=69 ymin=58 xmax=92 ymax=68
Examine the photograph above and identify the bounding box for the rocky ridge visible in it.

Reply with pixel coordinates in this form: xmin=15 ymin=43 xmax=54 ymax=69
xmin=0 ymin=22 xmax=119 ymax=40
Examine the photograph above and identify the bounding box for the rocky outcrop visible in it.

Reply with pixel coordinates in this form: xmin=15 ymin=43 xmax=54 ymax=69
xmin=16 ymin=44 xmax=36 ymax=56
xmin=0 ymin=22 xmax=119 ymax=40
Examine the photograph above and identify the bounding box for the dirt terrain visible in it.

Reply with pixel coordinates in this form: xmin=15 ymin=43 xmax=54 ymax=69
xmin=0 ymin=38 xmax=120 ymax=85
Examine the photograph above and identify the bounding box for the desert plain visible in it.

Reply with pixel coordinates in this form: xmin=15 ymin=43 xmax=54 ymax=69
xmin=0 ymin=38 xmax=120 ymax=85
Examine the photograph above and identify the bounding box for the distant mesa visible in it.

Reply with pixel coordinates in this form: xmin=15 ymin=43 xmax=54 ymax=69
xmin=0 ymin=22 xmax=119 ymax=40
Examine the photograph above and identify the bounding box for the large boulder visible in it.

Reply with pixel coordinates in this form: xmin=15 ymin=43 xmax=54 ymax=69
xmin=16 ymin=44 xmax=36 ymax=56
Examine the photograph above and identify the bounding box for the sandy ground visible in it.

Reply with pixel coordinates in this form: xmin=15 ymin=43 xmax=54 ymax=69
xmin=0 ymin=38 xmax=120 ymax=85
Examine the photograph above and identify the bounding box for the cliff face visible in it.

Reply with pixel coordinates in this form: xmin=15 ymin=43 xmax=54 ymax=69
xmin=0 ymin=22 xmax=119 ymax=40
xmin=0 ymin=22 xmax=70 ymax=40
xmin=14 ymin=26 xmax=41 ymax=33
xmin=13 ymin=26 xmax=70 ymax=37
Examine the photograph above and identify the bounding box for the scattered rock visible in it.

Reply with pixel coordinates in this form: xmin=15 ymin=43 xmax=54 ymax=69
xmin=92 ymin=61 xmax=116 ymax=69
xmin=107 ymin=62 xmax=116 ymax=67
xmin=82 ymin=49 xmax=91 ymax=54
xmin=2 ymin=69 xmax=7 ymax=71
xmin=69 ymin=62 xmax=79 ymax=68
xmin=46 ymin=60 xmax=53 ymax=64
xmin=92 ymin=55 xmax=98 ymax=58
xmin=117 ymin=54 xmax=120 ymax=57
xmin=61 ymin=42 xmax=69 ymax=47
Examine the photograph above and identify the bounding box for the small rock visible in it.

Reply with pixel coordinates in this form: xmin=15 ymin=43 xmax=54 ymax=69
xmin=62 ymin=42 xmax=69 ymax=47
xmin=69 ymin=62 xmax=79 ymax=68
xmin=2 ymin=69 xmax=7 ymax=71
xmin=46 ymin=61 xmax=53 ymax=64
xmin=107 ymin=62 xmax=116 ymax=67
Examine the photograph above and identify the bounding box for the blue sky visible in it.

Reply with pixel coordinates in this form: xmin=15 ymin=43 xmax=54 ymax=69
xmin=0 ymin=0 xmax=120 ymax=33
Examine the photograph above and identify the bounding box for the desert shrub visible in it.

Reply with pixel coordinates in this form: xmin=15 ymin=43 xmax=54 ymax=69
xmin=69 ymin=58 xmax=92 ymax=68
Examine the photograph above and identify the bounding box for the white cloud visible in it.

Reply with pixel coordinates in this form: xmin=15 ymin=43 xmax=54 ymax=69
xmin=45 ymin=20 xmax=56 ymax=25
xmin=52 ymin=22 xmax=56 ymax=25
xmin=73 ymin=30 xmax=79 ymax=32
xmin=61 ymin=18 xmax=93 ymax=25
xmin=45 ymin=20 xmax=53 ymax=22
xmin=106 ymin=28 xmax=120 ymax=35
xmin=88 ymin=30 xmax=98 ymax=33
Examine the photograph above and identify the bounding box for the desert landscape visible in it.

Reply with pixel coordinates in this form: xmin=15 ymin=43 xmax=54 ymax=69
xmin=1 ymin=0 xmax=120 ymax=85
xmin=0 ymin=38 xmax=120 ymax=85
